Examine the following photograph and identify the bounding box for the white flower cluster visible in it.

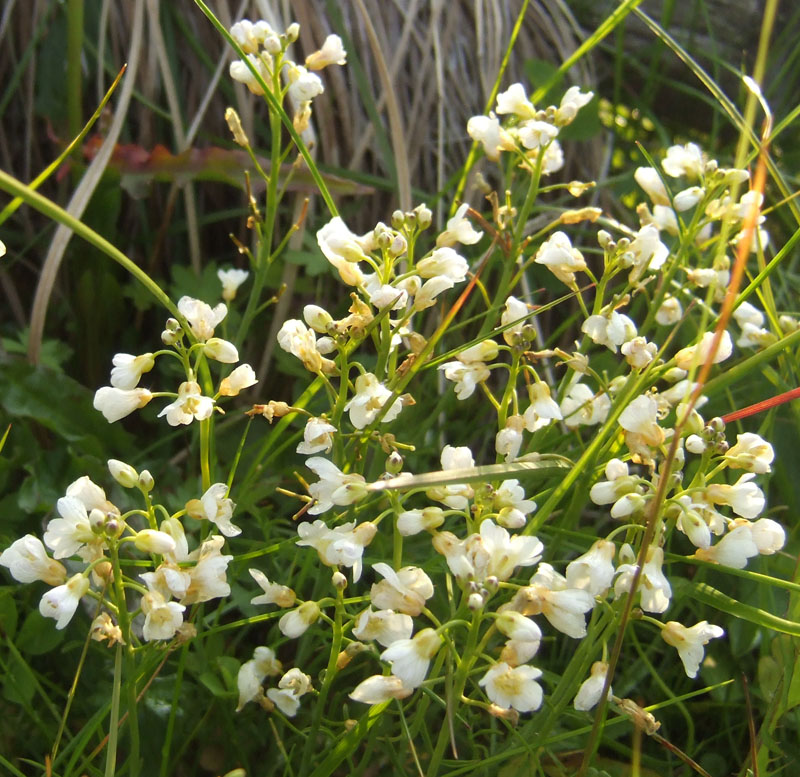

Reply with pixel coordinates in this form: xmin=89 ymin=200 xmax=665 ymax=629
xmin=228 ymin=19 xmax=346 ymax=133
xmin=467 ymin=83 xmax=593 ymax=173
xmin=0 ymin=466 xmax=238 ymax=642
xmin=93 ymin=295 xmax=258 ymax=426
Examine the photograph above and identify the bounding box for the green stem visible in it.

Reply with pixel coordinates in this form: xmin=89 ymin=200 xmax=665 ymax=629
xmin=110 ymin=543 xmax=141 ymax=777
xmin=427 ymin=611 xmax=482 ymax=777
xmin=300 ymin=587 xmax=345 ymax=775
xmin=0 ymin=169 xmax=181 ymax=321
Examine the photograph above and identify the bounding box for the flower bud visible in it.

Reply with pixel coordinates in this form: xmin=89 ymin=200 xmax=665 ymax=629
xmin=385 ymin=451 xmax=404 ymax=474
xmin=332 ymin=570 xmax=347 ymax=590
xmin=415 ymin=204 xmax=433 ymax=229
xmin=285 ymin=23 xmax=300 ymax=42
xmin=134 ymin=529 xmax=177 ymax=555
xmin=225 ymin=107 xmax=250 ymax=147
xmin=138 ymin=470 xmax=155 ymax=492
xmin=391 ymin=209 xmax=405 ymax=229
xmin=108 ymin=459 xmax=139 ymax=488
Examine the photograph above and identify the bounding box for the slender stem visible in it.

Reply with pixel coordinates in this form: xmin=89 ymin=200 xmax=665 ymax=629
xmin=105 ymin=645 xmax=123 ymax=777
xmin=299 ymin=587 xmax=345 ymax=776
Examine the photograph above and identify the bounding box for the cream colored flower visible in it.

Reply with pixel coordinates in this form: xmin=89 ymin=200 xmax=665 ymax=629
xmin=479 ymin=662 xmax=543 ymax=712
xmin=158 ymin=381 xmax=214 ymax=426
xmin=39 ymin=573 xmax=90 ymax=629
xmin=305 ymin=34 xmax=347 ymax=70
xmin=1 ymin=535 xmax=66 ymax=585
xmin=110 ymin=353 xmax=155 ymax=390
xmin=217 ymin=268 xmax=249 ymax=301
xmin=661 ymin=620 xmax=724 ymax=678
xmin=94 ymin=386 xmax=153 ymax=423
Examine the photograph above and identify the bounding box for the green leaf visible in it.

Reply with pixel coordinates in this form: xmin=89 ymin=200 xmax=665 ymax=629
xmin=686 ymin=582 xmax=800 ymax=637
xmin=15 ymin=610 xmax=64 ymax=655
xmin=1 ymin=647 xmax=36 ymax=706
xmin=0 ymin=590 xmax=18 ymax=640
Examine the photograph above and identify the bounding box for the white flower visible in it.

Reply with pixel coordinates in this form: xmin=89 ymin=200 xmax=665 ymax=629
xmin=661 ymin=620 xmax=724 ymax=678
xmin=573 ymin=661 xmax=611 ymax=711
xmin=158 ymin=381 xmax=214 ymax=426
xmin=425 ymin=444 xmax=475 ymax=509
xmin=203 ymin=338 xmax=239 ymax=364
xmin=673 ymin=186 xmax=704 ymax=211
xmin=344 ymin=373 xmax=402 ymax=429
xmin=43 ymin=496 xmax=97 ymax=559
xmin=370 ymin=563 xmax=434 ymax=616
xmin=479 ymin=662 xmax=543 ymax=712
xmin=581 ymin=311 xmax=636 ymax=352
xmin=296 ymin=520 xmax=376 ymax=582
xmin=495 ymin=415 xmax=525 ymax=462
xmin=614 ymin=545 xmax=671 ymax=613
xmin=219 ymin=364 xmax=258 ymax=396
xmin=534 ymin=231 xmax=586 ymax=286
xmin=539 ymin=139 xmax=564 ymax=174
xmin=352 ymin=607 xmax=413 ymax=647
xmin=435 ymin=204 xmax=483 ymax=247
xmin=655 ymin=296 xmax=682 ymax=325
xmin=566 ymin=540 xmax=616 ymax=596
xmin=479 ymin=519 xmax=544 ymax=581
xmin=516 ymin=120 xmax=559 ymax=150
xmin=732 ymin=301 xmax=765 ymax=329
xmin=705 ymin=473 xmax=764 ymax=519
xmin=560 ymin=383 xmax=610 ymax=429
xmin=349 ymin=675 xmax=412 ymax=704
xmin=110 ymin=353 xmax=155 ymax=390
xmin=417 ymin=246 xmax=469 ymax=281
xmin=177 ymin=296 xmax=227 ymax=341
xmin=439 ymin=360 xmax=490 ymax=400
xmin=187 ymin=483 xmax=240 ymax=537
xmin=652 ymin=204 xmax=679 ymax=234
xmin=662 ymin=142 xmax=704 ymax=179
xmin=556 ymin=86 xmax=593 ymax=125
xmin=279 ymin=601 xmax=320 ymax=638
xmin=634 ymin=167 xmax=670 ymax=206
xmin=467 ymin=113 xmax=515 ymax=161
xmin=133 ymin=530 xmax=177 ymax=556
xmin=675 ymin=331 xmax=733 ymax=371
xmin=396 ymin=506 xmax=445 ymax=536
xmin=296 ymin=417 xmax=336 ymax=455
xmin=495 ymin=611 xmax=542 ymax=649
xmin=306 ymin=457 xmax=367 ymax=515
xmin=277 ymin=319 xmax=334 ymax=374
xmin=39 ymin=573 xmax=90 ymax=630
xmin=619 ymin=394 xmax=665 ymax=450
xmin=495 ymin=83 xmax=536 ymax=119
xmin=317 ymin=217 xmax=369 ymax=285
xmin=249 ymin=568 xmax=296 ymax=608
xmin=94 ymin=386 xmax=153 ymax=423
xmin=523 ymin=382 xmax=562 ymax=431
xmin=140 ymin=563 xmax=191 ymax=601
xmin=183 ymin=535 xmax=233 ymax=604
xmin=501 ymin=296 xmax=528 ymax=345
xmin=236 ymin=646 xmax=282 ymax=711
xmin=267 ymin=669 xmax=313 ymax=717
xmin=748 ymin=518 xmax=785 ymax=555
xmin=380 ymin=628 xmax=441 ymax=688
xmin=285 ymin=64 xmax=324 ymax=103
xmin=413 ymin=275 xmax=455 ymax=310
xmin=229 ymin=56 xmax=269 ymax=95
xmin=1 ymin=535 xmax=66 ymax=585
xmin=621 ymin=337 xmax=657 ymax=369
xmin=305 ymin=34 xmax=347 ymax=70
xmin=694 ymin=524 xmax=758 ymax=569
xmin=625 ymin=225 xmax=668 ymax=280
xmin=511 ymin=566 xmax=596 ymax=638
xmin=493 ymin=479 xmax=536 ymax=529
xmin=724 ymin=433 xmax=774 ymax=474
xmin=217 ymin=268 xmax=249 ymax=301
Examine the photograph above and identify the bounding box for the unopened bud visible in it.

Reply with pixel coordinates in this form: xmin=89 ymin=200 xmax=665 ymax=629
xmin=138 ymin=470 xmax=154 ymax=492
xmin=225 ymin=107 xmax=250 ymax=147
xmin=597 ymin=229 xmax=613 ymax=249
xmin=108 ymin=459 xmax=139 ymax=488
xmin=391 ymin=209 xmax=405 ymax=229
xmin=386 ymin=451 xmax=404 ymax=474
xmin=332 ymin=570 xmax=347 ymax=590
xmin=285 ymin=23 xmax=300 ymax=42
xmin=415 ymin=204 xmax=433 ymax=230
